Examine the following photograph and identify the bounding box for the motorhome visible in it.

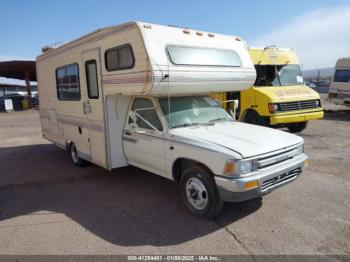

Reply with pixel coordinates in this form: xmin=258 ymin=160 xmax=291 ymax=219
xmin=329 ymin=57 xmax=350 ymax=107
xmin=37 ymin=22 xmax=308 ymax=218
xmin=212 ymin=47 xmax=324 ymax=133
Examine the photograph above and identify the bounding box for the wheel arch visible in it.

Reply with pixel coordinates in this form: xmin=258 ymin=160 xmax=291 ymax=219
xmin=172 ymin=158 xmax=215 ymax=182
xmin=240 ymin=108 xmax=258 ymax=122
xmin=65 ymin=140 xmax=73 ymax=151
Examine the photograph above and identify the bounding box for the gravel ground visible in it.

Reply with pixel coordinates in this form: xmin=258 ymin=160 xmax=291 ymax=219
xmin=0 ymin=99 xmax=349 ymax=256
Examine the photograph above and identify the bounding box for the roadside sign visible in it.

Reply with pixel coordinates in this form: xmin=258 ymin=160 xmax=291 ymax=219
xmin=4 ymin=99 xmax=14 ymax=112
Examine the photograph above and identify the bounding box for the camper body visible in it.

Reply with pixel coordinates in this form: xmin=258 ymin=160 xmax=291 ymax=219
xmin=212 ymin=47 xmax=324 ymax=133
xmin=37 ymin=22 xmax=308 ymax=218
xmin=329 ymin=57 xmax=350 ymax=107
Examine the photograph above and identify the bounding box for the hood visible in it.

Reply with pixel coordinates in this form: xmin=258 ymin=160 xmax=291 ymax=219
xmin=171 ymin=122 xmax=303 ymax=158
xmin=255 ymin=85 xmax=320 ymax=102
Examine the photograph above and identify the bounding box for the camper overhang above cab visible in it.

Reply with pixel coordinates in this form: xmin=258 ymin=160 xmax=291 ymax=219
xmin=37 ymin=21 xmax=256 ymax=97
xmin=137 ymin=22 xmax=256 ymax=95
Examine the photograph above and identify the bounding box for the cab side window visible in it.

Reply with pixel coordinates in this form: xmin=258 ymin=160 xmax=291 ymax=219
xmin=129 ymin=98 xmax=163 ymax=132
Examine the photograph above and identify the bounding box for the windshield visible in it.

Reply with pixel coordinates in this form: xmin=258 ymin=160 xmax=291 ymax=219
xmin=254 ymin=64 xmax=304 ymax=87
xmin=167 ymin=45 xmax=241 ymax=67
xmin=159 ymin=96 xmax=232 ymax=128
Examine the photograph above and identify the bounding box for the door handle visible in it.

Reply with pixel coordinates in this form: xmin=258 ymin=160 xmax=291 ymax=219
xmin=124 ymin=130 xmax=132 ymax=136
xmin=83 ymin=101 xmax=92 ymax=114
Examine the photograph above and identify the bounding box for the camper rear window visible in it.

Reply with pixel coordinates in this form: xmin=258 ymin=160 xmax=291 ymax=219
xmin=334 ymin=69 xmax=350 ymax=82
xmin=166 ymin=46 xmax=241 ymax=67
xmin=105 ymin=44 xmax=134 ymax=71
xmin=56 ymin=64 xmax=81 ymax=101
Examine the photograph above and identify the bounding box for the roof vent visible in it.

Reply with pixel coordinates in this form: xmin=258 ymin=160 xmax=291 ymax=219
xmin=41 ymin=42 xmax=63 ymax=53
xmin=41 ymin=46 xmax=55 ymax=53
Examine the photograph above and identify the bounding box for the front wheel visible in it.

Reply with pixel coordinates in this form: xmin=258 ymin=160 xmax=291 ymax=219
xmin=287 ymin=122 xmax=308 ymax=133
xmin=180 ymin=165 xmax=223 ymax=219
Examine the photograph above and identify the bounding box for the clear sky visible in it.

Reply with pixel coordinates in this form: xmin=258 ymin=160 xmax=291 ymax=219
xmin=1 ymin=0 xmax=350 ymax=71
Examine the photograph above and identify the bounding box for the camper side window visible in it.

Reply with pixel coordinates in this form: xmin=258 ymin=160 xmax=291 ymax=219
xmin=56 ymin=63 xmax=81 ymax=100
xmin=334 ymin=69 xmax=350 ymax=82
xmin=105 ymin=44 xmax=134 ymax=71
xmin=85 ymin=60 xmax=99 ymax=99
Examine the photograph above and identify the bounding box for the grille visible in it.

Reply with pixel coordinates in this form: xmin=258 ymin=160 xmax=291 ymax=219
xmin=279 ymin=100 xmax=319 ymax=112
xmin=256 ymin=148 xmax=299 ymax=169
xmin=261 ymin=168 xmax=301 ymax=191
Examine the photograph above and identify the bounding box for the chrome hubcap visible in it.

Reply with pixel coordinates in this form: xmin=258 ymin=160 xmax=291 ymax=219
xmin=71 ymin=144 xmax=79 ymax=163
xmin=185 ymin=177 xmax=208 ymax=210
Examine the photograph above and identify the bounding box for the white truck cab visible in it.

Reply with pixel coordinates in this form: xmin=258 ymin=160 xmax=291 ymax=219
xmin=123 ymin=94 xmax=307 ymax=218
xmin=37 ymin=22 xmax=308 ymax=218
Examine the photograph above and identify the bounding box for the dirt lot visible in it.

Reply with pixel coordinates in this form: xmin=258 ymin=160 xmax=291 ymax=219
xmin=0 ymin=97 xmax=349 ymax=256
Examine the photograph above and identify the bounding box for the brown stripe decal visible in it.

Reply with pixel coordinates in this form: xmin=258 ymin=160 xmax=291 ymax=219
xmin=58 ymin=117 xmax=104 ymax=132
xmin=40 ymin=110 xmax=104 ymax=133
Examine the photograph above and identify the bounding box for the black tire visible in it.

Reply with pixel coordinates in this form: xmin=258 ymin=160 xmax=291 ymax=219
xmin=287 ymin=122 xmax=308 ymax=133
xmin=180 ymin=164 xmax=224 ymax=219
xmin=69 ymin=142 xmax=87 ymax=167
xmin=243 ymin=110 xmax=269 ymax=127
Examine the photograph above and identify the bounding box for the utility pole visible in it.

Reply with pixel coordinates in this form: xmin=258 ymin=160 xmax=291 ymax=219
xmin=24 ymin=70 xmax=32 ymax=109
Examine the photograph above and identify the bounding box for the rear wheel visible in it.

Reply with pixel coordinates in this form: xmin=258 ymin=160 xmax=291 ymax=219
xmin=180 ymin=164 xmax=223 ymax=219
xmin=243 ymin=110 xmax=269 ymax=127
xmin=287 ymin=122 xmax=308 ymax=133
xmin=69 ymin=142 xmax=87 ymax=167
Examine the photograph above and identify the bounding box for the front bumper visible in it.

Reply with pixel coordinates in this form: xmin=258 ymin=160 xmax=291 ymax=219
xmin=269 ymin=110 xmax=324 ymax=125
xmin=214 ymin=153 xmax=308 ymax=202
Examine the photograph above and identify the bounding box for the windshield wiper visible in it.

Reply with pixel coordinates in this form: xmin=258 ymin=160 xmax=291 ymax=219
xmin=172 ymin=122 xmax=214 ymax=128
xmin=209 ymin=117 xmax=230 ymax=123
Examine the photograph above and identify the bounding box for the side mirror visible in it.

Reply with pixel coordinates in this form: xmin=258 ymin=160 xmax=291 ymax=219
xmin=223 ymin=99 xmax=239 ymax=121
xmin=233 ymin=99 xmax=239 ymax=110
xmin=233 ymin=99 xmax=239 ymax=121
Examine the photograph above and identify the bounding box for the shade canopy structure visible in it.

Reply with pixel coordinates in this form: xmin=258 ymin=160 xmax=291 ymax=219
xmin=0 ymin=60 xmax=37 ymax=108
xmin=0 ymin=60 xmax=36 ymax=81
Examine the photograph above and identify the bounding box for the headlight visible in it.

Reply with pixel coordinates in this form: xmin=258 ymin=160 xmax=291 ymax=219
xmin=268 ymin=103 xmax=279 ymax=113
xmin=296 ymin=144 xmax=304 ymax=154
xmin=223 ymin=159 xmax=255 ymax=176
xmin=315 ymin=99 xmax=321 ymax=107
xmin=240 ymin=161 xmax=253 ymax=174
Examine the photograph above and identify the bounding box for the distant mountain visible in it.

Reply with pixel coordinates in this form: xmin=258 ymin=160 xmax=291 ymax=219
xmin=303 ymin=68 xmax=334 ymax=78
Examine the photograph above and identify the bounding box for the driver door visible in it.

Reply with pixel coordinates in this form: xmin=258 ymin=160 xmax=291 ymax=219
xmin=123 ymin=97 xmax=166 ymax=175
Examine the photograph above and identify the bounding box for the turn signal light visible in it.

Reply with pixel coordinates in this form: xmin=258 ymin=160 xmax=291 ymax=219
xmin=224 ymin=160 xmax=235 ymax=175
xmin=244 ymin=181 xmax=258 ymax=189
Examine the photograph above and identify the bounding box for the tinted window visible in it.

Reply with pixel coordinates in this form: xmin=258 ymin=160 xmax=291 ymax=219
xmin=56 ymin=63 xmax=80 ymax=100
xmin=129 ymin=98 xmax=163 ymax=131
xmin=85 ymin=60 xmax=99 ymax=99
xmin=167 ymin=45 xmax=241 ymax=67
xmin=334 ymin=69 xmax=350 ymax=82
xmin=105 ymin=44 xmax=134 ymax=71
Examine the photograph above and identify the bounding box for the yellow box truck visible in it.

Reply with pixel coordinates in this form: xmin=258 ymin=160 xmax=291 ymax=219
xmin=213 ymin=47 xmax=324 ymax=133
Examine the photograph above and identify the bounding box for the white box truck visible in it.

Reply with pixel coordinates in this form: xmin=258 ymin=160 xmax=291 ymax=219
xmin=37 ymin=22 xmax=308 ymax=218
